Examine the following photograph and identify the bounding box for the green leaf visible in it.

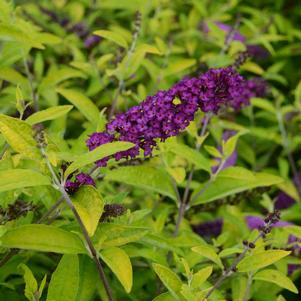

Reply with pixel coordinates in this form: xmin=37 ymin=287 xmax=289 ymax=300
xmin=100 ymin=247 xmax=133 ymax=293
xmin=56 ymin=88 xmax=99 ymax=125
xmin=152 ymin=293 xmax=175 ymax=301
xmin=191 ymin=266 xmax=213 ymax=289
xmin=180 ymin=284 xmax=198 ymax=301
xmin=73 ymin=186 xmax=104 ymax=237
xmin=105 ymin=166 xmax=177 ymax=200
xmin=94 ymin=223 xmax=149 ymax=249
xmin=152 ymin=263 xmax=182 ymax=297
xmin=0 ymin=169 xmax=50 ymax=192
xmin=0 ymin=224 xmax=86 ymax=254
xmin=0 ymin=114 xmax=40 ymax=159
xmin=237 ymin=250 xmax=291 ymax=272
xmin=192 ymin=167 xmax=284 ymax=205
xmin=164 ymin=141 xmax=211 ymax=172
xmin=26 ymin=105 xmax=73 ymax=125
xmin=231 ymin=276 xmax=248 ymax=301
xmin=94 ymin=30 xmax=128 ymax=48
xmin=204 ymin=145 xmax=222 ymax=158
xmin=163 ymin=59 xmax=196 ymax=77
xmin=251 ymin=98 xmax=276 ymax=113
xmin=76 ymin=256 xmax=97 ymax=301
xmin=282 ymin=225 xmax=301 ymax=238
xmin=254 ymin=269 xmax=298 ymax=293
xmin=191 ymin=245 xmax=223 ymax=269
xmin=65 ymin=141 xmax=135 ymax=178
xmin=0 ymin=67 xmax=28 ymax=86
xmin=19 ymin=264 xmax=38 ymax=301
xmin=47 ymin=255 xmax=79 ymax=301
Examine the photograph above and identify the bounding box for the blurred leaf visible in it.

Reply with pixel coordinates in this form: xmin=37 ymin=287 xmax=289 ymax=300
xmin=94 ymin=30 xmax=128 ymax=48
xmin=100 ymin=247 xmax=133 ymax=293
xmin=0 ymin=169 xmax=50 ymax=192
xmin=237 ymin=250 xmax=291 ymax=272
xmin=192 ymin=245 xmax=223 ymax=269
xmin=0 ymin=114 xmax=40 ymax=159
xmin=0 ymin=224 xmax=86 ymax=254
xmin=192 ymin=167 xmax=284 ymax=205
xmin=19 ymin=264 xmax=38 ymax=301
xmin=254 ymin=269 xmax=298 ymax=293
xmin=65 ymin=141 xmax=135 ymax=178
xmin=26 ymin=105 xmax=73 ymax=125
xmin=47 ymin=255 xmax=79 ymax=301
xmin=152 ymin=263 xmax=182 ymax=299
xmin=73 ymin=186 xmax=104 ymax=237
xmin=105 ymin=166 xmax=177 ymax=200
xmin=191 ymin=266 xmax=213 ymax=289
xmin=56 ymin=88 xmax=99 ymax=125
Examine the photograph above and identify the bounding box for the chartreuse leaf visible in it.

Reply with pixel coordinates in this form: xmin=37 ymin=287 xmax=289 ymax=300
xmin=180 ymin=284 xmax=198 ymax=301
xmin=93 ymin=30 xmax=128 ymax=48
xmin=73 ymin=186 xmax=104 ymax=237
xmin=94 ymin=223 xmax=149 ymax=249
xmin=56 ymin=88 xmax=99 ymax=125
xmin=152 ymin=292 xmax=175 ymax=301
xmin=191 ymin=266 xmax=213 ymax=289
xmin=76 ymin=256 xmax=98 ymax=301
xmin=282 ymin=225 xmax=301 ymax=238
xmin=277 ymin=296 xmax=287 ymax=301
xmin=152 ymin=263 xmax=182 ymax=299
xmin=25 ymin=105 xmax=73 ymax=125
xmin=231 ymin=276 xmax=248 ymax=301
xmin=237 ymin=250 xmax=291 ymax=272
xmin=0 ymin=224 xmax=86 ymax=254
xmin=164 ymin=140 xmax=211 ymax=172
xmin=0 ymin=169 xmax=50 ymax=192
xmin=192 ymin=167 xmax=283 ymax=205
xmin=253 ymin=269 xmax=298 ymax=293
xmin=162 ymin=59 xmax=196 ymax=77
xmin=47 ymin=255 xmax=79 ymax=301
xmin=0 ymin=114 xmax=40 ymax=159
xmin=100 ymin=247 xmax=133 ymax=293
xmin=105 ymin=166 xmax=177 ymax=200
xmin=65 ymin=141 xmax=135 ymax=178
xmin=19 ymin=264 xmax=38 ymax=301
xmin=191 ymin=245 xmax=223 ymax=269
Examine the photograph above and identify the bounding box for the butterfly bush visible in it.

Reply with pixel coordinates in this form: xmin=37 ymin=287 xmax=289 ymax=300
xmin=86 ymin=67 xmax=267 ymax=167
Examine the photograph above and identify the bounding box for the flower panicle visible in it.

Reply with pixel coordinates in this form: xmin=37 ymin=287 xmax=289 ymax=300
xmin=86 ymin=67 xmax=267 ymax=167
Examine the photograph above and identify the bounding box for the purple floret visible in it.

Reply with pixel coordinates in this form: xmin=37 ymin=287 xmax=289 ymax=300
xmin=86 ymin=67 xmax=259 ymax=166
xmin=64 ymin=172 xmax=95 ymax=194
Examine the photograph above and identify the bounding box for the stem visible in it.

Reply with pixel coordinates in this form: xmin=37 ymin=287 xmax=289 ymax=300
xmin=40 ymin=147 xmax=115 ymax=301
xmin=276 ymin=110 xmax=301 ymax=197
xmin=205 ymin=231 xmax=264 ymax=299
xmin=243 ymin=272 xmax=253 ymax=301
xmin=109 ymin=12 xmax=141 ymax=119
xmin=173 ymin=114 xmax=211 ymax=236
xmin=23 ymin=57 xmax=39 ymax=112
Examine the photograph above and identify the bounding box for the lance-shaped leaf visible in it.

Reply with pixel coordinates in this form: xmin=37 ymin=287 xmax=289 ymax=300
xmin=0 ymin=169 xmax=51 ymax=192
xmin=100 ymin=247 xmax=133 ymax=293
xmin=0 ymin=114 xmax=40 ymax=159
xmin=73 ymin=186 xmax=104 ymax=237
xmin=26 ymin=105 xmax=73 ymax=125
xmin=106 ymin=165 xmax=177 ymax=200
xmin=93 ymin=30 xmax=128 ymax=48
xmin=253 ymin=269 xmax=298 ymax=293
xmin=47 ymin=255 xmax=79 ymax=301
xmin=152 ymin=263 xmax=182 ymax=299
xmin=56 ymin=88 xmax=99 ymax=125
xmin=192 ymin=167 xmax=283 ymax=205
xmin=192 ymin=245 xmax=223 ymax=269
xmin=0 ymin=224 xmax=86 ymax=254
xmin=64 ymin=141 xmax=135 ymax=178
xmin=237 ymin=250 xmax=291 ymax=272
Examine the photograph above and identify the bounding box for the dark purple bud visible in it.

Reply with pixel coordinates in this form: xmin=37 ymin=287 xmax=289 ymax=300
xmin=84 ymin=35 xmax=101 ymax=49
xmin=192 ymin=218 xmax=223 ymax=238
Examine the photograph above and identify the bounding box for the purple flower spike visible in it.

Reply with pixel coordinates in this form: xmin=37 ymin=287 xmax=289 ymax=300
xmin=245 ymin=215 xmax=291 ymax=230
xmin=86 ymin=67 xmax=257 ymax=167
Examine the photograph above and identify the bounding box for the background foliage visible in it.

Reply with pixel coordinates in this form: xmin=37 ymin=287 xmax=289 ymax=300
xmin=0 ymin=0 xmax=301 ymax=300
